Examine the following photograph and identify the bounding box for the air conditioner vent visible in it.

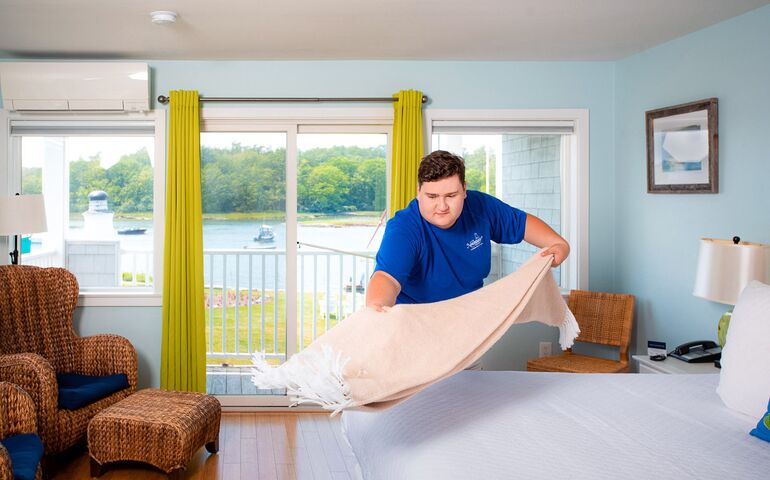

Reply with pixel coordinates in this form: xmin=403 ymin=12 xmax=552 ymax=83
xmin=0 ymin=62 xmax=150 ymax=112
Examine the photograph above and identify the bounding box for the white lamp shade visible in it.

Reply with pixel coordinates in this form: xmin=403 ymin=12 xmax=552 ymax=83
xmin=0 ymin=195 xmax=48 ymax=235
xmin=693 ymin=237 xmax=770 ymax=305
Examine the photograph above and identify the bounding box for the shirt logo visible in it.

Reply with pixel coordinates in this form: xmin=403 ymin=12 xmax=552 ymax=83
xmin=466 ymin=233 xmax=484 ymax=251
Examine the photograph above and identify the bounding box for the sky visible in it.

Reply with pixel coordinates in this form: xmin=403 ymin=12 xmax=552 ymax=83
xmin=22 ymin=133 xmax=390 ymax=170
xmin=21 ymin=132 xmax=501 ymax=172
xmin=22 ymin=136 xmax=155 ymax=169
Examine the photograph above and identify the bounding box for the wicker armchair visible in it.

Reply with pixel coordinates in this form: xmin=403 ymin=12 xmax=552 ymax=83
xmin=0 ymin=382 xmax=42 ymax=480
xmin=0 ymin=265 xmax=137 ymax=455
xmin=527 ymin=290 xmax=635 ymax=373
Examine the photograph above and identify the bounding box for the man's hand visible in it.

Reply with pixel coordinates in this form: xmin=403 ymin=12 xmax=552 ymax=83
xmin=541 ymin=242 xmax=570 ymax=267
xmin=524 ymin=214 xmax=570 ymax=268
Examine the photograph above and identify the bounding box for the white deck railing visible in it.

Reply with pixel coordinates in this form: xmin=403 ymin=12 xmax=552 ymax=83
xmin=21 ymin=246 xmax=376 ymax=363
xmin=21 ymin=249 xmax=57 ymax=267
xmin=203 ymin=248 xmax=375 ymax=362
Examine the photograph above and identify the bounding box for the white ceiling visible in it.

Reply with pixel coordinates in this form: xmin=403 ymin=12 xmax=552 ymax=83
xmin=1 ymin=0 xmax=768 ymax=61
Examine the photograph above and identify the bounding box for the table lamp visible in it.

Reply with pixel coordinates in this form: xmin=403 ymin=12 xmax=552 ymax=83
xmin=0 ymin=194 xmax=48 ymax=265
xmin=693 ymin=237 xmax=770 ymax=347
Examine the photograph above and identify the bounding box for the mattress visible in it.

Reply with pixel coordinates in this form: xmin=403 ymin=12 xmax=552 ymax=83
xmin=341 ymin=371 xmax=768 ymax=480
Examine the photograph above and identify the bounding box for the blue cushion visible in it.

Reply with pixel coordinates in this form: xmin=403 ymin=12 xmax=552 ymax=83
xmin=750 ymin=398 xmax=770 ymax=443
xmin=0 ymin=433 xmax=43 ymax=480
xmin=57 ymin=373 xmax=129 ymax=410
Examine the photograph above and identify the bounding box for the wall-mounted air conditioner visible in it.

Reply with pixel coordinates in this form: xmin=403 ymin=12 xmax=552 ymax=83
xmin=0 ymin=62 xmax=150 ymax=112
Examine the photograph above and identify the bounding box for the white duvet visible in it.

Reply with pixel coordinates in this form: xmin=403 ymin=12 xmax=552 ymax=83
xmin=342 ymin=371 xmax=768 ymax=480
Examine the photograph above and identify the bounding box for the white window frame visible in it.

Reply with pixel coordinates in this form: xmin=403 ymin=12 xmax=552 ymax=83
xmin=0 ymin=110 xmax=167 ymax=307
xmin=200 ymin=107 xmax=393 ymax=408
xmin=425 ymin=109 xmax=589 ymax=292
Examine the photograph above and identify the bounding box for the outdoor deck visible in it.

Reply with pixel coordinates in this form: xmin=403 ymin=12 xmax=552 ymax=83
xmin=206 ymin=365 xmax=286 ymax=396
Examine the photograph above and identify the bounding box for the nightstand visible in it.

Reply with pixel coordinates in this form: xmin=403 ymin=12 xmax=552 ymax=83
xmin=632 ymin=355 xmax=720 ymax=374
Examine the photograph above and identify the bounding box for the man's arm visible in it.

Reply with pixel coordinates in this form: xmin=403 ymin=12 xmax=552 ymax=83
xmin=523 ymin=214 xmax=570 ymax=267
xmin=366 ymin=270 xmax=401 ymax=311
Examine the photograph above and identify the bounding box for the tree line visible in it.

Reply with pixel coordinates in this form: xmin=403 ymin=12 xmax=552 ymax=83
xmin=23 ymin=148 xmax=154 ymax=214
xmin=201 ymin=144 xmax=387 ymax=214
xmin=22 ymin=143 xmax=493 ymax=215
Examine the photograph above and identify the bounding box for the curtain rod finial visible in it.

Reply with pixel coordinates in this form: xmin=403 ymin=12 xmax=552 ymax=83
xmin=158 ymin=95 xmax=169 ymax=104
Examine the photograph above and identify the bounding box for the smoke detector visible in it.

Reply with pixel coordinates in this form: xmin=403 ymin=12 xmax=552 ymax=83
xmin=150 ymin=11 xmax=177 ymax=25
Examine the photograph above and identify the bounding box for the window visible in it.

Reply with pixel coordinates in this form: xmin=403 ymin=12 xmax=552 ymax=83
xmin=428 ymin=111 xmax=589 ymax=291
xmin=4 ymin=113 xmax=166 ymax=305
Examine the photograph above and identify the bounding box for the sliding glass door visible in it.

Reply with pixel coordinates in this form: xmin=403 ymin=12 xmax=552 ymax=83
xmin=199 ymin=131 xmax=289 ymax=401
xmin=295 ymin=129 xmax=388 ymax=349
xmin=200 ymin=118 xmax=390 ymax=406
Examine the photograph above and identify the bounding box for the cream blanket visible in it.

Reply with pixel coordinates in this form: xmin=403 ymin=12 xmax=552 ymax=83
xmin=252 ymin=251 xmax=579 ymax=414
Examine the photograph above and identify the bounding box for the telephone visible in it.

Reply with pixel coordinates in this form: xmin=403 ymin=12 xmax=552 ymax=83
xmin=669 ymin=340 xmax=722 ymax=363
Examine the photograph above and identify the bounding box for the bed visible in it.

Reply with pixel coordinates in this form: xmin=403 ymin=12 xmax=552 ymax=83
xmin=341 ymin=371 xmax=768 ymax=479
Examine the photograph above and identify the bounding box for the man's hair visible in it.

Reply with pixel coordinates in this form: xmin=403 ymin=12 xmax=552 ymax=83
xmin=417 ymin=150 xmax=465 ymax=187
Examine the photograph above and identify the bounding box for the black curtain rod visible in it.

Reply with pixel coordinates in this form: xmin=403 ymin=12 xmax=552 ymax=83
xmin=157 ymin=95 xmax=428 ymax=105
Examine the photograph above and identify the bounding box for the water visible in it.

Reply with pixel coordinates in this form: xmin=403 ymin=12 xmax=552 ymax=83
xmin=37 ymin=217 xmax=385 ymax=291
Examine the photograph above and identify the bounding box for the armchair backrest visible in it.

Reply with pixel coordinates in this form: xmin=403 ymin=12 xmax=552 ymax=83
xmin=568 ymin=289 xmax=636 ymax=363
xmin=0 ymin=266 xmax=79 ymax=373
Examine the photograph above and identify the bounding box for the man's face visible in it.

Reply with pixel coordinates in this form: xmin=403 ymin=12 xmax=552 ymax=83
xmin=417 ymin=175 xmax=467 ymax=229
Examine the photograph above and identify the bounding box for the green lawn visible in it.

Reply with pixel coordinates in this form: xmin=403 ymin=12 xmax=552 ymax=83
xmin=204 ymin=288 xmax=360 ymax=366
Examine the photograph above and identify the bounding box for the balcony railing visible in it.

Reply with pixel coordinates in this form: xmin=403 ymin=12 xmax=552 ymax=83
xmin=23 ymin=246 xmax=375 ymax=358
xmin=21 ymin=248 xmax=57 ymax=267
xmin=22 ymin=247 xmax=153 ymax=287
xmin=203 ymin=248 xmax=375 ymax=363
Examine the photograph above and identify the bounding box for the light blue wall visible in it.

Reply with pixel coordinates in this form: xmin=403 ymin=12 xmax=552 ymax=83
xmin=68 ymin=60 xmax=617 ymax=382
xmin=73 ymin=307 xmax=161 ymax=389
xmin=152 ymin=60 xmax=618 ymax=295
xmin=16 ymin=3 xmax=770 ymax=383
xmin=614 ymin=5 xmax=770 ymax=354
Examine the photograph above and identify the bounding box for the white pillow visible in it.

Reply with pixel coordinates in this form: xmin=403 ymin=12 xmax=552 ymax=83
xmin=716 ymin=280 xmax=770 ymax=418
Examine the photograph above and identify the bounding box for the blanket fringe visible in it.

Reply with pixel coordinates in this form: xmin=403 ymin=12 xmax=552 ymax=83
xmin=558 ymin=306 xmax=581 ymax=350
xmin=251 ymin=344 xmax=353 ymax=416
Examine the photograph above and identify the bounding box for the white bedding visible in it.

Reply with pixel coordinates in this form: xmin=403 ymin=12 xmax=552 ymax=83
xmin=342 ymin=371 xmax=768 ymax=480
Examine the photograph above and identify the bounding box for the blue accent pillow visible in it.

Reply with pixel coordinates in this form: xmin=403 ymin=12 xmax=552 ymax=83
xmin=750 ymin=398 xmax=770 ymax=443
xmin=57 ymin=373 xmax=130 ymax=410
xmin=0 ymin=433 xmax=43 ymax=480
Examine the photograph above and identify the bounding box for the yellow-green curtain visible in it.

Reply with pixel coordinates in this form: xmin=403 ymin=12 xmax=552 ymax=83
xmin=389 ymin=90 xmax=424 ymax=217
xmin=160 ymin=90 xmax=206 ymax=392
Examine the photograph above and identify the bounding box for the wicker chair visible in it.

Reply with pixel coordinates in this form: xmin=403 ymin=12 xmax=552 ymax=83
xmin=527 ymin=290 xmax=635 ymax=373
xmin=0 ymin=265 xmax=137 ymax=455
xmin=0 ymin=382 xmax=43 ymax=480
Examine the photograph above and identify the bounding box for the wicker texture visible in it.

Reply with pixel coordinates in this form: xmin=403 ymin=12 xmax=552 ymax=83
xmin=0 ymin=382 xmax=42 ymax=480
xmin=527 ymin=290 xmax=635 ymax=373
xmin=88 ymin=389 xmax=221 ymax=475
xmin=0 ymin=265 xmax=138 ymax=454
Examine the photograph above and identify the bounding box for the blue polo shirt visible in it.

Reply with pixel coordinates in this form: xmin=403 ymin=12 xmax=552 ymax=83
xmin=374 ymin=190 xmax=527 ymax=304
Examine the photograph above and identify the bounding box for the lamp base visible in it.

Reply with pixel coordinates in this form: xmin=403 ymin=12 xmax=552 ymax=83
xmin=717 ymin=310 xmax=732 ymax=348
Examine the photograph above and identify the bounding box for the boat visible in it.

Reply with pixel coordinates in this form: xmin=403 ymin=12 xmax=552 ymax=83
xmin=117 ymin=228 xmax=147 ymax=235
xmin=253 ymin=225 xmax=275 ymax=243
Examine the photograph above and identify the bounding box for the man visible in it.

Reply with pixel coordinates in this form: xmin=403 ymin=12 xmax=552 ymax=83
xmin=367 ymin=150 xmax=569 ymax=311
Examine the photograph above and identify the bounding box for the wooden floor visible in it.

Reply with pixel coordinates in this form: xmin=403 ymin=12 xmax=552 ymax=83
xmin=51 ymin=413 xmax=361 ymax=480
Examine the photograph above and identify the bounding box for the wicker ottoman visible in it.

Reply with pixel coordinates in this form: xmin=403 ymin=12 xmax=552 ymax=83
xmin=87 ymin=388 xmax=221 ymax=479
